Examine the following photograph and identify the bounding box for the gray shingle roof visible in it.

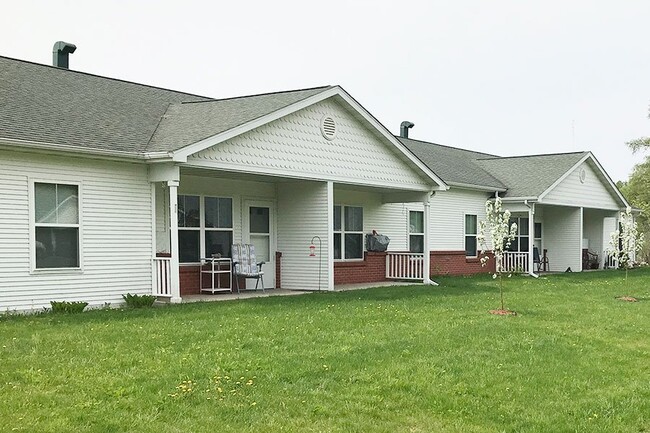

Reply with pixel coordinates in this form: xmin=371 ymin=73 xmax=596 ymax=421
xmin=475 ymin=152 xmax=589 ymax=198
xmin=0 ymin=56 xmax=210 ymax=154
xmin=398 ymin=137 xmax=507 ymax=190
xmin=147 ymin=86 xmax=332 ymax=152
xmin=0 ymin=56 xmax=331 ymax=155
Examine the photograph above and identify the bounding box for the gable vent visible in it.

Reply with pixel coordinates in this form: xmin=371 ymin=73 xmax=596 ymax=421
xmin=320 ymin=115 xmax=337 ymax=140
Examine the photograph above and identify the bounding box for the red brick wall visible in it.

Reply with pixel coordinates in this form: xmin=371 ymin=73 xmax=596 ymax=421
xmin=334 ymin=252 xmax=388 ymax=285
xmin=275 ymin=251 xmax=282 ymax=289
xmin=430 ymin=250 xmax=495 ymax=276
xmin=180 ymin=265 xmax=201 ymax=296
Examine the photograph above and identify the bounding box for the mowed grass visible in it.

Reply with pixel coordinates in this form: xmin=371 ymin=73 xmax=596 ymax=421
xmin=1 ymin=270 xmax=649 ymax=433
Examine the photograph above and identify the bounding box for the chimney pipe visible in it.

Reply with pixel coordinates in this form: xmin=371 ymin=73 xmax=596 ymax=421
xmin=400 ymin=121 xmax=414 ymax=138
xmin=52 ymin=41 xmax=77 ymax=69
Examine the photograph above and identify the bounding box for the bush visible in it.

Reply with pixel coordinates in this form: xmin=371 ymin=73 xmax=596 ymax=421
xmin=50 ymin=301 xmax=88 ymax=314
xmin=122 ymin=293 xmax=156 ymax=308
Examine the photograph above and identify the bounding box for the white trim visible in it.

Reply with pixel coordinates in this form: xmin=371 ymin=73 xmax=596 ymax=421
xmin=0 ymin=137 xmax=147 ymax=161
xmin=464 ymin=212 xmax=478 ymax=258
xmin=242 ymin=198 xmax=276 ymax=289
xmin=170 ymin=86 xmax=448 ymax=191
xmin=327 ymin=181 xmax=334 ymax=291
xmin=28 ymin=178 xmax=83 ymax=274
xmin=538 ymin=152 xmax=628 ymax=207
xmin=407 ymin=209 xmax=425 ymax=254
xmin=333 ymin=203 xmax=364 ymax=261
xmin=168 ymin=182 xmax=181 ymax=303
xmin=180 ymin=160 xmax=433 ymax=192
xmin=448 ymin=182 xmax=507 ymax=193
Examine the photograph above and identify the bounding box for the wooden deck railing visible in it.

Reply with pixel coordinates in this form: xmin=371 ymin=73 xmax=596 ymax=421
xmin=386 ymin=252 xmax=425 ymax=280
xmin=153 ymin=257 xmax=172 ymax=297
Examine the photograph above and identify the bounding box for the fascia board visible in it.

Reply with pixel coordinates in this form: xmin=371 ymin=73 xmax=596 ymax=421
xmin=537 ymin=153 xmax=591 ymax=201
xmin=332 ymin=89 xmax=448 ymax=191
xmin=448 ymin=181 xmax=507 ymax=192
xmin=0 ymin=137 xmax=144 ymax=161
xmin=587 ymin=153 xmax=630 ymax=208
xmin=180 ymin=160 xmax=433 ymax=191
xmin=170 ymin=86 xmax=449 ymax=191
xmin=537 ymin=152 xmax=629 ymax=208
xmin=171 ymin=87 xmax=341 ymax=163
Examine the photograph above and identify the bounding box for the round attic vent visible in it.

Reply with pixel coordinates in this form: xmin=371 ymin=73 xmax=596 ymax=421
xmin=320 ymin=115 xmax=337 ymax=140
xmin=579 ymin=168 xmax=587 ymax=183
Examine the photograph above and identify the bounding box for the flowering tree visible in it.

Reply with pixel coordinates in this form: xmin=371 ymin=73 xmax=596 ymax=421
xmin=607 ymin=207 xmax=644 ymax=280
xmin=477 ymin=197 xmax=518 ymax=311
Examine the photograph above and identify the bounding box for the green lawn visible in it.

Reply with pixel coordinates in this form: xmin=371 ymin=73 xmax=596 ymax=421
xmin=1 ymin=269 xmax=649 ymax=433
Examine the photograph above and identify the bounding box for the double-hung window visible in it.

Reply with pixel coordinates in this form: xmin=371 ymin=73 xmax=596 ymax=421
xmin=334 ymin=205 xmax=363 ymax=260
xmin=34 ymin=182 xmax=80 ymax=269
xmin=409 ymin=210 xmax=424 ymax=253
xmin=508 ymin=217 xmax=529 ymax=252
xmin=178 ymin=195 xmax=233 ymax=263
xmin=465 ymin=214 xmax=478 ymax=257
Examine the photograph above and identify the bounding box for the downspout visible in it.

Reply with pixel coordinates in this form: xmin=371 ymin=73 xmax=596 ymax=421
xmin=524 ymin=200 xmax=539 ymax=278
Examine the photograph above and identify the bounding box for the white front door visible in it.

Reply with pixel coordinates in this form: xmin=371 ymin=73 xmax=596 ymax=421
xmin=244 ymin=200 xmax=275 ymax=289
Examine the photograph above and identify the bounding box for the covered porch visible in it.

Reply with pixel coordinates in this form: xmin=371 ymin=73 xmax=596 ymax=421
xmin=500 ymin=202 xmax=620 ymax=274
xmin=150 ymin=166 xmax=439 ymax=302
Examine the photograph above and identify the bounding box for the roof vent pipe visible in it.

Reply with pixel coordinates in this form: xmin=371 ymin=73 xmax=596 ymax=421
xmin=400 ymin=121 xmax=414 ymax=138
xmin=52 ymin=41 xmax=77 ymax=69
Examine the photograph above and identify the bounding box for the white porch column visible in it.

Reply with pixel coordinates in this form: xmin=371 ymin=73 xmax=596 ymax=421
xmin=528 ymin=204 xmax=535 ymax=274
xmin=327 ymin=181 xmax=334 ymax=291
xmin=423 ymin=197 xmax=432 ymax=285
xmin=168 ymin=180 xmax=182 ymax=303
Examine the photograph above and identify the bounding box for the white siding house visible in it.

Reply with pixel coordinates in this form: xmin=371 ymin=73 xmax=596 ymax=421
xmin=0 ymin=54 xmax=633 ymax=311
xmin=0 ymin=150 xmax=153 ymax=311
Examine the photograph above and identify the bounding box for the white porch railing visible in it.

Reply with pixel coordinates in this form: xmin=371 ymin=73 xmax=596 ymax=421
xmin=386 ymin=252 xmax=425 ymax=280
xmin=500 ymin=252 xmax=529 ymax=273
xmin=153 ymin=257 xmax=172 ymax=297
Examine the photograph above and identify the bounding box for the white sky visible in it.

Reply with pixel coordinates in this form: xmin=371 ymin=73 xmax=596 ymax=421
xmin=2 ymin=0 xmax=649 ymax=182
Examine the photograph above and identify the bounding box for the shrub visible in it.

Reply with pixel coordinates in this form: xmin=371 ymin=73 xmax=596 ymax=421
xmin=50 ymin=301 xmax=88 ymax=314
xmin=122 ymin=293 xmax=156 ymax=308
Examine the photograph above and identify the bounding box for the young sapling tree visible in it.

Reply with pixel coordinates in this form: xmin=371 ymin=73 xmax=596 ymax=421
xmin=608 ymin=207 xmax=644 ymax=281
xmin=477 ymin=196 xmax=518 ymax=312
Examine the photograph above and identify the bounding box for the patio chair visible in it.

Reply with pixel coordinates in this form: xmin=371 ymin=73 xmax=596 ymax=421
xmin=533 ymin=246 xmax=549 ymax=272
xmin=231 ymin=243 xmax=265 ymax=293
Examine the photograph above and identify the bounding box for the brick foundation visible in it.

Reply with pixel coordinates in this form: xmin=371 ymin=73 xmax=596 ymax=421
xmin=334 ymin=251 xmax=388 ymax=285
xmin=430 ymin=250 xmax=495 ymax=276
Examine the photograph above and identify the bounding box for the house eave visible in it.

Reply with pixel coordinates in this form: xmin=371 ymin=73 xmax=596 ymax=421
xmin=169 ymin=86 xmax=448 ymax=191
xmin=0 ymin=137 xmax=145 ymax=161
xmin=447 ymin=181 xmax=507 ymax=192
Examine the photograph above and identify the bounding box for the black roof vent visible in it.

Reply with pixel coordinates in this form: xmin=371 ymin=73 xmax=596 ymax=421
xmin=52 ymin=41 xmax=77 ymax=69
xmin=400 ymin=121 xmax=414 ymax=138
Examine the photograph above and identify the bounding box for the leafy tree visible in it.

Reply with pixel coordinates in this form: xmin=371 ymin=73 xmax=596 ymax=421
xmin=621 ymin=107 xmax=650 ymax=262
xmin=477 ymin=196 xmax=518 ymax=312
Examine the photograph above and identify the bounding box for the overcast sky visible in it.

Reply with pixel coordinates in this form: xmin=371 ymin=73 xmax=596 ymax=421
xmin=2 ymin=0 xmax=649 ymax=182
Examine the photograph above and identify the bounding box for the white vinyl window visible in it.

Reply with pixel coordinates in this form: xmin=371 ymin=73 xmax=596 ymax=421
xmin=178 ymin=195 xmax=233 ymax=263
xmin=508 ymin=217 xmax=530 ymax=252
xmin=33 ymin=182 xmax=80 ymax=269
xmin=465 ymin=214 xmax=478 ymax=257
xmin=334 ymin=205 xmax=363 ymax=260
xmin=409 ymin=211 xmax=424 ymax=253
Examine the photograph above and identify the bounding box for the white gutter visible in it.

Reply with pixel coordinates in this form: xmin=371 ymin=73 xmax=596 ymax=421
xmin=524 ymin=199 xmax=539 ymax=278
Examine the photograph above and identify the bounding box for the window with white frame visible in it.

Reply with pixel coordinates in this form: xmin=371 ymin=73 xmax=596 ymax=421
xmin=508 ymin=217 xmax=529 ymax=252
xmin=465 ymin=214 xmax=478 ymax=257
xmin=178 ymin=195 xmax=233 ymax=263
xmin=34 ymin=182 xmax=80 ymax=269
xmin=409 ymin=210 xmax=424 ymax=253
xmin=334 ymin=205 xmax=363 ymax=260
